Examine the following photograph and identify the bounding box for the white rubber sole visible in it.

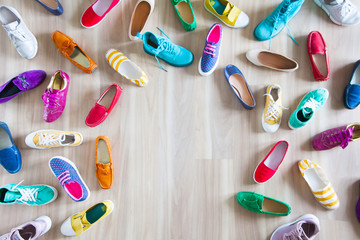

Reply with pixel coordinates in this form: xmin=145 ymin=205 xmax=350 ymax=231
xmin=261 ymin=115 xmax=280 ymax=133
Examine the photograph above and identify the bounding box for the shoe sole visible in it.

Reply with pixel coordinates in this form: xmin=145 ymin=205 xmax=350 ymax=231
xmin=26 ymin=130 xmax=83 ymax=149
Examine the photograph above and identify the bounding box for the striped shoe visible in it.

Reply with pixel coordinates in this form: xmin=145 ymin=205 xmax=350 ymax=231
xmin=298 ymin=160 xmax=339 ymax=210
xmin=105 ymin=49 xmax=148 ymax=86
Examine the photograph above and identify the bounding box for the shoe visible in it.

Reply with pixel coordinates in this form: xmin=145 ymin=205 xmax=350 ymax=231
xmin=105 ymin=49 xmax=148 ymax=86
xmin=307 ymin=31 xmax=329 ymax=81
xmin=343 ymin=60 xmax=360 ymax=109
xmin=0 ymin=216 xmax=52 ymax=240
xmin=0 ymin=6 xmax=38 ymax=59
xmin=253 ymin=141 xmax=289 ymax=184
xmin=204 ymin=0 xmax=249 ymax=28
xmin=270 ymin=214 xmax=320 ymax=240
xmin=262 ymin=84 xmax=285 ymax=133
xmin=42 ymin=70 xmax=69 ymax=122
xmin=246 ymin=49 xmax=298 ymax=72
xmin=85 ymin=84 xmax=122 ymax=127
xmin=356 ymin=183 xmax=360 ymax=222
xmin=35 ymin=0 xmax=63 ymax=15
xmin=51 ymin=30 xmax=97 ymax=74
xmin=25 ymin=130 xmax=83 ymax=149
xmin=312 ymin=123 xmax=360 ymax=150
xmin=298 ymin=160 xmax=340 ymax=210
xmin=129 ymin=0 xmax=154 ymax=40
xmin=224 ymin=64 xmax=255 ymax=109
xmin=254 ymin=0 xmax=305 ymax=42
xmin=0 ymin=70 xmax=46 ymax=104
xmin=199 ymin=23 xmax=222 ymax=76
xmin=314 ymin=0 xmax=360 ymax=26
xmin=236 ymin=191 xmax=291 ymax=216
xmin=171 ymin=0 xmax=196 ymax=31
xmin=95 ymin=136 xmax=114 ymax=189
xmin=81 ymin=0 xmax=121 ymax=28
xmin=136 ymin=28 xmax=194 ymax=71
xmin=288 ymin=88 xmax=329 ymax=130
xmin=49 ymin=156 xmax=90 ymax=202
xmin=60 ymin=200 xmax=113 ymax=236
xmin=0 ymin=182 xmax=57 ymax=206
xmin=0 ymin=122 xmax=21 ymax=174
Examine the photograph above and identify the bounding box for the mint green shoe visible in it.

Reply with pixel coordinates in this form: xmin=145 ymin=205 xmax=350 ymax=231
xmin=170 ymin=0 xmax=196 ymax=31
xmin=0 ymin=182 xmax=58 ymax=206
xmin=288 ymin=88 xmax=329 ymax=130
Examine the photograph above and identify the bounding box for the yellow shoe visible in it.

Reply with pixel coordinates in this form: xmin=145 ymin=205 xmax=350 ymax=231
xmin=204 ymin=0 xmax=249 ymax=28
xmin=60 ymin=200 xmax=114 ymax=236
xmin=262 ymin=84 xmax=284 ymax=133
xmin=25 ymin=130 xmax=83 ymax=149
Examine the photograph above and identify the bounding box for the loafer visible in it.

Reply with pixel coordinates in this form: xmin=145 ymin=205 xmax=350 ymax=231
xmin=35 ymin=0 xmax=63 ymax=15
xmin=0 ymin=122 xmax=21 ymax=174
xmin=51 ymin=30 xmax=97 ymax=74
xmin=343 ymin=60 xmax=360 ymax=109
xmin=224 ymin=64 xmax=255 ymax=110
xmin=85 ymin=84 xmax=122 ymax=127
xmin=81 ymin=0 xmax=121 ymax=28
xmin=307 ymin=31 xmax=329 ymax=81
xmin=356 ymin=182 xmax=360 ymax=222
xmin=95 ymin=136 xmax=114 ymax=189
xmin=171 ymin=0 xmax=196 ymax=31
xmin=129 ymin=0 xmax=154 ymax=40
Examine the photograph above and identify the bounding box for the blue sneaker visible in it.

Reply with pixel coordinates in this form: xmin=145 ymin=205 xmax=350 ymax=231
xmin=254 ymin=0 xmax=304 ymax=42
xmin=0 ymin=122 xmax=21 ymax=174
xmin=343 ymin=60 xmax=360 ymax=109
xmin=136 ymin=28 xmax=194 ymax=71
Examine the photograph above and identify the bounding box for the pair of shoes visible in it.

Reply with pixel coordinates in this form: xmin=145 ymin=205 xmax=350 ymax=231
xmin=0 ymin=122 xmax=21 ymax=174
xmin=35 ymin=0 xmax=63 ymax=15
xmin=25 ymin=130 xmax=83 ymax=149
xmin=171 ymin=0 xmax=196 ymax=31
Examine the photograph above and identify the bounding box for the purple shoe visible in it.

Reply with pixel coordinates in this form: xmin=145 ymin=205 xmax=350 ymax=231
xmin=312 ymin=123 xmax=360 ymax=150
xmin=0 ymin=70 xmax=46 ymax=103
xmin=42 ymin=70 xmax=69 ymax=122
xmin=356 ymin=183 xmax=360 ymax=222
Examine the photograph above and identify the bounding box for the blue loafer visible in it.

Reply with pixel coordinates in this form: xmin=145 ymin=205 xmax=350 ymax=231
xmin=344 ymin=60 xmax=360 ymax=109
xmin=35 ymin=0 xmax=63 ymax=15
xmin=224 ymin=64 xmax=256 ymax=110
xmin=0 ymin=122 xmax=21 ymax=174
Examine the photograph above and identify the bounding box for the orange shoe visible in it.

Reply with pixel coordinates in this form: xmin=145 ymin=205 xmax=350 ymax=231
xmin=51 ymin=30 xmax=97 ymax=74
xmin=95 ymin=136 xmax=113 ymax=189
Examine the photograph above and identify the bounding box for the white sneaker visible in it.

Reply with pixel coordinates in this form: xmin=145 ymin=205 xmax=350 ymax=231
xmin=314 ymin=0 xmax=360 ymax=26
xmin=0 ymin=5 xmax=38 ymax=59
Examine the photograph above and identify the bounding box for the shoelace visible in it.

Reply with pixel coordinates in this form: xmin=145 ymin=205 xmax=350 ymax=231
xmin=302 ymin=97 xmax=320 ymax=115
xmin=38 ymin=133 xmax=62 ymax=147
xmin=11 ymin=180 xmax=38 ymax=204
xmin=57 ymin=170 xmax=71 ymax=186
xmin=203 ymin=43 xmax=216 ymax=57
xmin=44 ymin=91 xmax=60 ymax=108
xmin=153 ymin=28 xmax=176 ymax=72
xmin=263 ymin=94 xmax=288 ymax=121
xmin=284 ymin=227 xmax=307 ymax=240
xmin=328 ymin=127 xmax=354 ymax=148
xmin=339 ymin=0 xmax=354 ymax=17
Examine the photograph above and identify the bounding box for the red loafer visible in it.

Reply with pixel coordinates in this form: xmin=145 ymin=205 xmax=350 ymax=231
xmin=85 ymin=84 xmax=122 ymax=127
xmin=307 ymin=31 xmax=330 ymax=81
xmin=81 ymin=0 xmax=121 ymax=28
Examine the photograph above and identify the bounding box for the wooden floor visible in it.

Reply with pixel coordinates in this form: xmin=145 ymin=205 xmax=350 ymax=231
xmin=0 ymin=0 xmax=360 ymax=239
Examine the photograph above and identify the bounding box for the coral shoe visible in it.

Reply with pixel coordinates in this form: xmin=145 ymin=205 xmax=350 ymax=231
xmin=307 ymin=31 xmax=329 ymax=81
xmin=81 ymin=0 xmax=121 ymax=28
xmin=95 ymin=136 xmax=114 ymax=189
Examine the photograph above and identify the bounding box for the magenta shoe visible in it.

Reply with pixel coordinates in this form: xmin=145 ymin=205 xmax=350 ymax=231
xmin=42 ymin=70 xmax=69 ymax=122
xmin=312 ymin=123 xmax=360 ymax=150
xmin=0 ymin=70 xmax=46 ymax=104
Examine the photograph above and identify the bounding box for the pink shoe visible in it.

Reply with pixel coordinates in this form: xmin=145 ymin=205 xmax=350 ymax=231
xmin=42 ymin=70 xmax=69 ymax=123
xmin=307 ymin=31 xmax=330 ymax=81
xmin=253 ymin=141 xmax=289 ymax=184
xmin=80 ymin=0 xmax=121 ymax=28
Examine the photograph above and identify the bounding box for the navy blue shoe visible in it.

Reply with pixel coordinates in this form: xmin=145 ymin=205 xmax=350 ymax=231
xmin=344 ymin=60 xmax=360 ymax=109
xmin=224 ymin=65 xmax=256 ymax=110
xmin=35 ymin=0 xmax=63 ymax=15
xmin=0 ymin=122 xmax=21 ymax=173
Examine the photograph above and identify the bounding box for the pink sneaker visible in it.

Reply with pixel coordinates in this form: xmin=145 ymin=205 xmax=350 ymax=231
xmin=42 ymin=70 xmax=69 ymax=123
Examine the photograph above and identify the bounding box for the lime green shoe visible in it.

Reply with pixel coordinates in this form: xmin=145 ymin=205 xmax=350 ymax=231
xmin=288 ymin=88 xmax=329 ymax=130
xmin=170 ymin=0 xmax=196 ymax=31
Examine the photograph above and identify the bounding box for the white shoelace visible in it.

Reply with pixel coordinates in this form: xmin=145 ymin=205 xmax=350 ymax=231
xmin=264 ymin=94 xmax=287 ymax=121
xmin=284 ymin=227 xmax=307 ymax=240
xmin=303 ymin=97 xmax=320 ymax=114
xmin=38 ymin=133 xmax=62 ymax=147
xmin=11 ymin=180 xmax=38 ymax=204
xmin=337 ymin=0 xmax=355 ymax=17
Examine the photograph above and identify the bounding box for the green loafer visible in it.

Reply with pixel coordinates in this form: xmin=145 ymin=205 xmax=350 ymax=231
xmin=170 ymin=0 xmax=197 ymax=31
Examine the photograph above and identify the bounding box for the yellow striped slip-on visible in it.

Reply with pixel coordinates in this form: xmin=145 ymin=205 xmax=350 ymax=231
xmin=298 ymin=159 xmax=340 ymax=210
xmin=105 ymin=49 xmax=148 ymax=86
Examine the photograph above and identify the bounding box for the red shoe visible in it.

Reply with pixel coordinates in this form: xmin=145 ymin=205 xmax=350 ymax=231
xmin=81 ymin=0 xmax=121 ymax=29
xmin=307 ymin=31 xmax=330 ymax=81
xmin=85 ymin=84 xmax=122 ymax=127
xmin=253 ymin=141 xmax=289 ymax=184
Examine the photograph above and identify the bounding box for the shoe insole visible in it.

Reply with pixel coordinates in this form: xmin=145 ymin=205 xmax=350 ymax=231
xmin=19 ymin=225 xmax=36 ymax=239
xmin=37 ymin=0 xmax=58 ymax=9
xmin=0 ymin=81 xmax=21 ymax=99
xmin=258 ymin=52 xmax=297 ymax=70
xmin=270 ymin=87 xmax=279 ymax=101
xmin=0 ymin=188 xmax=7 ymax=202
xmin=262 ymin=198 xmax=289 ymax=214
xmin=147 ymin=36 xmax=158 ymax=49
xmin=208 ymin=24 xmax=221 ymax=43
xmin=70 ymin=46 xmax=91 ymax=68
xmin=0 ymin=127 xmax=12 ymax=150
xmin=229 ymin=74 xmax=255 ymax=107
xmin=61 ymin=134 xmax=75 ymax=145
xmin=264 ymin=141 xmax=288 ymax=170
xmin=93 ymin=0 xmax=113 ymax=16
xmin=0 ymin=7 xmax=19 ymax=25
xmin=86 ymin=203 xmax=107 ymax=224
xmin=210 ymin=0 xmax=226 ymax=15
xmin=119 ymin=61 xmax=141 ymax=80
xmin=50 ymin=72 xmax=64 ymax=90
xmin=351 ymin=64 xmax=360 ymax=85
xmin=176 ymin=1 xmax=194 ymax=24
xmin=98 ymin=86 xmax=117 ymax=109
xmin=301 ymin=223 xmax=316 ymax=237
xmin=131 ymin=1 xmax=151 ymax=37
xmin=303 ymin=168 xmax=327 ymax=191
xmin=312 ymin=54 xmax=328 ymax=78
xmin=97 ymin=139 xmax=110 ymax=164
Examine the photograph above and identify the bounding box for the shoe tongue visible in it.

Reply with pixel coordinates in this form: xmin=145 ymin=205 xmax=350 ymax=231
xmin=4 ymin=191 xmax=21 ymax=202
xmin=10 ymin=230 xmax=25 ymax=240
xmin=223 ymin=3 xmax=232 ymax=15
xmin=302 ymin=107 xmax=313 ymax=119
xmin=3 ymin=21 xmax=19 ymax=31
xmin=49 ymin=88 xmax=60 ymax=94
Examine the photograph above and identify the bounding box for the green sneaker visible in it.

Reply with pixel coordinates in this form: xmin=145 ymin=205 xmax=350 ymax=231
xmin=170 ymin=0 xmax=197 ymax=31
xmin=0 ymin=182 xmax=58 ymax=206
xmin=288 ymin=88 xmax=329 ymax=130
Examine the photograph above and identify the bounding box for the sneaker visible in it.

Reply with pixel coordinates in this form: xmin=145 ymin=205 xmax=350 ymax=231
xmin=0 ymin=5 xmax=38 ymax=59
xmin=312 ymin=123 xmax=360 ymax=150
xmin=25 ymin=130 xmax=83 ymax=149
xmin=49 ymin=156 xmax=90 ymax=202
xmin=42 ymin=70 xmax=70 ymax=122
xmin=270 ymin=214 xmax=320 ymax=240
xmin=262 ymin=84 xmax=285 ymax=133
xmin=0 ymin=182 xmax=57 ymax=206
xmin=60 ymin=200 xmax=113 ymax=236
xmin=314 ymin=0 xmax=360 ymax=26
xmin=0 ymin=216 xmax=52 ymax=240
xmin=288 ymin=88 xmax=329 ymax=130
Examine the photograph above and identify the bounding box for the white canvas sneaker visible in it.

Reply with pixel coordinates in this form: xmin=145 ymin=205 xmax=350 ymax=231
xmin=0 ymin=5 xmax=38 ymax=59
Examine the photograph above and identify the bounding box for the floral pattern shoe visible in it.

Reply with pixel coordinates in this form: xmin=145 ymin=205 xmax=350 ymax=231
xmin=25 ymin=130 xmax=83 ymax=149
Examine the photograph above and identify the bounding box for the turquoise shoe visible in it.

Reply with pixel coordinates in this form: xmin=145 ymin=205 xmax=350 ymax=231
xmin=0 ymin=182 xmax=58 ymax=206
xmin=288 ymin=88 xmax=329 ymax=130
xmin=254 ymin=0 xmax=304 ymax=42
xmin=136 ymin=28 xmax=194 ymax=71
